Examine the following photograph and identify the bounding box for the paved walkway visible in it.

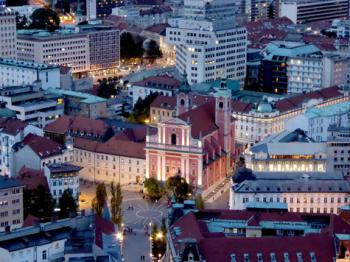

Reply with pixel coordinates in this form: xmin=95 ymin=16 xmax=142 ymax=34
xmin=123 ymin=229 xmax=151 ymax=262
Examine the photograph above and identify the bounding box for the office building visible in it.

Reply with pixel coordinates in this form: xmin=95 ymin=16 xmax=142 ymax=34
xmin=77 ymin=22 xmax=120 ymax=78
xmin=166 ymin=0 xmax=247 ymax=85
xmin=0 ymin=58 xmax=60 ymax=90
xmin=0 ymin=5 xmax=16 ymax=59
xmin=17 ymin=30 xmax=90 ymax=74
xmin=0 ymin=85 xmax=64 ymax=128
xmin=230 ymin=169 xmax=349 ymax=214
xmin=280 ymin=0 xmax=349 ymax=24
xmin=326 ymin=125 xmax=350 ymax=176
xmin=259 ymin=41 xmax=322 ymax=94
xmin=46 ymin=88 xmax=108 ymax=119
xmin=244 ymin=129 xmax=327 ymax=173
xmin=239 ymin=0 xmax=269 ymax=21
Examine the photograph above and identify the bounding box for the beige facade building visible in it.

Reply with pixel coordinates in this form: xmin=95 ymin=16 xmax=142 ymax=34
xmin=0 ymin=7 xmax=16 ymax=59
xmin=0 ymin=177 xmax=24 ymax=232
xmin=17 ymin=30 xmax=90 ymax=74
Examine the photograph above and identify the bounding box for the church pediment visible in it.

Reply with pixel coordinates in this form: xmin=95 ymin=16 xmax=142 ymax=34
xmin=161 ymin=117 xmax=189 ymax=126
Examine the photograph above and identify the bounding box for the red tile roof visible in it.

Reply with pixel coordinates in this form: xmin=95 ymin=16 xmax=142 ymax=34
xmin=74 ymin=135 xmax=146 ymax=159
xmin=179 ymin=100 xmax=218 ymax=139
xmin=133 ymin=75 xmax=180 ymax=90
xmin=151 ymin=95 xmax=177 ymax=110
xmin=95 ymin=215 xmax=116 ymax=249
xmin=0 ymin=118 xmax=27 ymax=136
xmin=23 ymin=134 xmax=65 ymax=159
xmin=198 ymin=234 xmax=335 ymax=262
xmin=44 ymin=115 xmax=110 ymax=137
xmin=144 ymin=23 xmax=169 ymax=34
xmin=18 ymin=167 xmax=48 ymax=190
xmin=23 ymin=214 xmax=41 ymax=228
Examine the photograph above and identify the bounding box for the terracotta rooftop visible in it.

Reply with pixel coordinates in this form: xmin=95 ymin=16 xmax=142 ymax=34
xmin=179 ymin=99 xmax=218 ymax=139
xmin=133 ymin=75 xmax=180 ymax=90
xmin=18 ymin=167 xmax=48 ymax=191
xmin=23 ymin=134 xmax=66 ymax=159
xmin=151 ymin=95 xmax=177 ymax=110
xmin=44 ymin=115 xmax=111 ymax=137
xmin=0 ymin=118 xmax=27 ymax=136
xmin=169 ymin=209 xmax=348 ymax=262
xmin=144 ymin=23 xmax=169 ymax=35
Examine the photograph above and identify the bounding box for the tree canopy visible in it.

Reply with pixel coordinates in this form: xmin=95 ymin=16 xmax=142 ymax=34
xmin=30 ymin=8 xmax=60 ymax=32
xmin=128 ymin=92 xmax=158 ymax=124
xmin=144 ymin=177 xmax=164 ymax=201
xmin=195 ymin=194 xmax=205 ymax=209
xmin=24 ymin=185 xmax=54 ymax=221
xmin=144 ymin=40 xmax=162 ymax=59
xmin=97 ymin=78 xmax=117 ymax=98
xmin=110 ymin=182 xmax=123 ymax=227
xmin=59 ymin=189 xmax=77 ymax=219
xmin=120 ymin=32 xmax=144 ymax=60
xmin=165 ymin=176 xmax=192 ymax=203
xmin=92 ymin=183 xmax=107 ymax=216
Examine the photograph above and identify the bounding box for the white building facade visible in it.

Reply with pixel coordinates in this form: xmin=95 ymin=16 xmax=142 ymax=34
xmin=230 ymin=172 xmax=350 ymax=214
xmin=17 ymin=31 xmax=90 ymax=74
xmin=0 ymin=58 xmax=60 ymax=90
xmin=166 ymin=0 xmax=247 ymax=85
xmin=0 ymin=6 xmax=16 ymax=59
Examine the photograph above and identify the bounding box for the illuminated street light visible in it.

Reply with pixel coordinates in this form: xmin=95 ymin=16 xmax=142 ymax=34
xmin=156 ymin=232 xmax=163 ymax=240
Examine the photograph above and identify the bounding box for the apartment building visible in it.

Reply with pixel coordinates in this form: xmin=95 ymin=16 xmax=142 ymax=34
xmin=230 ymin=170 xmax=349 ymax=214
xmin=17 ymin=30 xmax=90 ymax=74
xmin=44 ymin=163 xmax=81 ymax=204
xmin=280 ymin=0 xmax=349 ymax=24
xmin=0 ymin=58 xmax=60 ymax=90
xmin=166 ymin=0 xmax=247 ymax=85
xmin=0 ymin=6 xmax=16 ymax=59
xmin=13 ymin=133 xmax=73 ymax=176
xmin=238 ymin=0 xmax=269 ymax=21
xmin=0 ymin=177 xmax=23 ymax=232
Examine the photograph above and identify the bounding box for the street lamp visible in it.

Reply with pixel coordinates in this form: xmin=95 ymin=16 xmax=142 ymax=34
xmin=156 ymin=232 xmax=163 ymax=240
xmin=116 ymin=232 xmax=124 ymax=261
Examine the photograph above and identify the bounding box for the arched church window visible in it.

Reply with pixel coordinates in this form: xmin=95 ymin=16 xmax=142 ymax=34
xmin=171 ymin=133 xmax=177 ymax=145
xmin=219 ymin=101 xmax=224 ymax=109
xmin=180 ymin=99 xmax=185 ymax=106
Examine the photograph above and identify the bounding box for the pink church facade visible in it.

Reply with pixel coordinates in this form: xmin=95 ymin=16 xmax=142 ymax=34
xmin=145 ymin=81 xmax=235 ymax=192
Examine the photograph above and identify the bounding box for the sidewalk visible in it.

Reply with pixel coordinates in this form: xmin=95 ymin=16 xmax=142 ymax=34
xmin=123 ymin=229 xmax=151 ymax=262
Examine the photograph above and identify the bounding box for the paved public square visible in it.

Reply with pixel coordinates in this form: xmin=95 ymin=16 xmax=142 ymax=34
xmin=79 ymin=180 xmax=229 ymax=262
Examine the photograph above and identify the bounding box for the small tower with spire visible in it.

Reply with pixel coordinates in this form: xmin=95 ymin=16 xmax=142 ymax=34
xmin=176 ymin=71 xmax=192 ymax=116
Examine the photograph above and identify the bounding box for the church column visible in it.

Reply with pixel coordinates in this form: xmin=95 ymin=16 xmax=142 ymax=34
xmin=185 ymin=156 xmax=190 ymax=183
xmin=157 ymin=154 xmax=161 ymax=181
xmin=161 ymin=154 xmax=166 ymax=181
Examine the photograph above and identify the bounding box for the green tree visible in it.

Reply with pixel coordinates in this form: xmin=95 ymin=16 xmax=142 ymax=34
xmin=110 ymin=182 xmax=123 ymax=227
xmin=30 ymin=8 xmax=60 ymax=32
xmin=92 ymin=183 xmax=107 ymax=216
xmin=25 ymin=185 xmax=54 ymax=221
xmin=128 ymin=92 xmax=158 ymax=124
xmin=145 ymin=40 xmax=162 ymax=58
xmin=144 ymin=177 xmax=164 ymax=201
xmin=166 ymin=176 xmax=192 ymax=203
xmin=58 ymin=189 xmax=77 ymax=219
xmin=195 ymin=194 xmax=205 ymax=209
xmin=97 ymin=78 xmax=117 ymax=98
xmin=120 ymin=32 xmax=144 ymax=60
xmin=16 ymin=14 xmax=28 ymax=30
